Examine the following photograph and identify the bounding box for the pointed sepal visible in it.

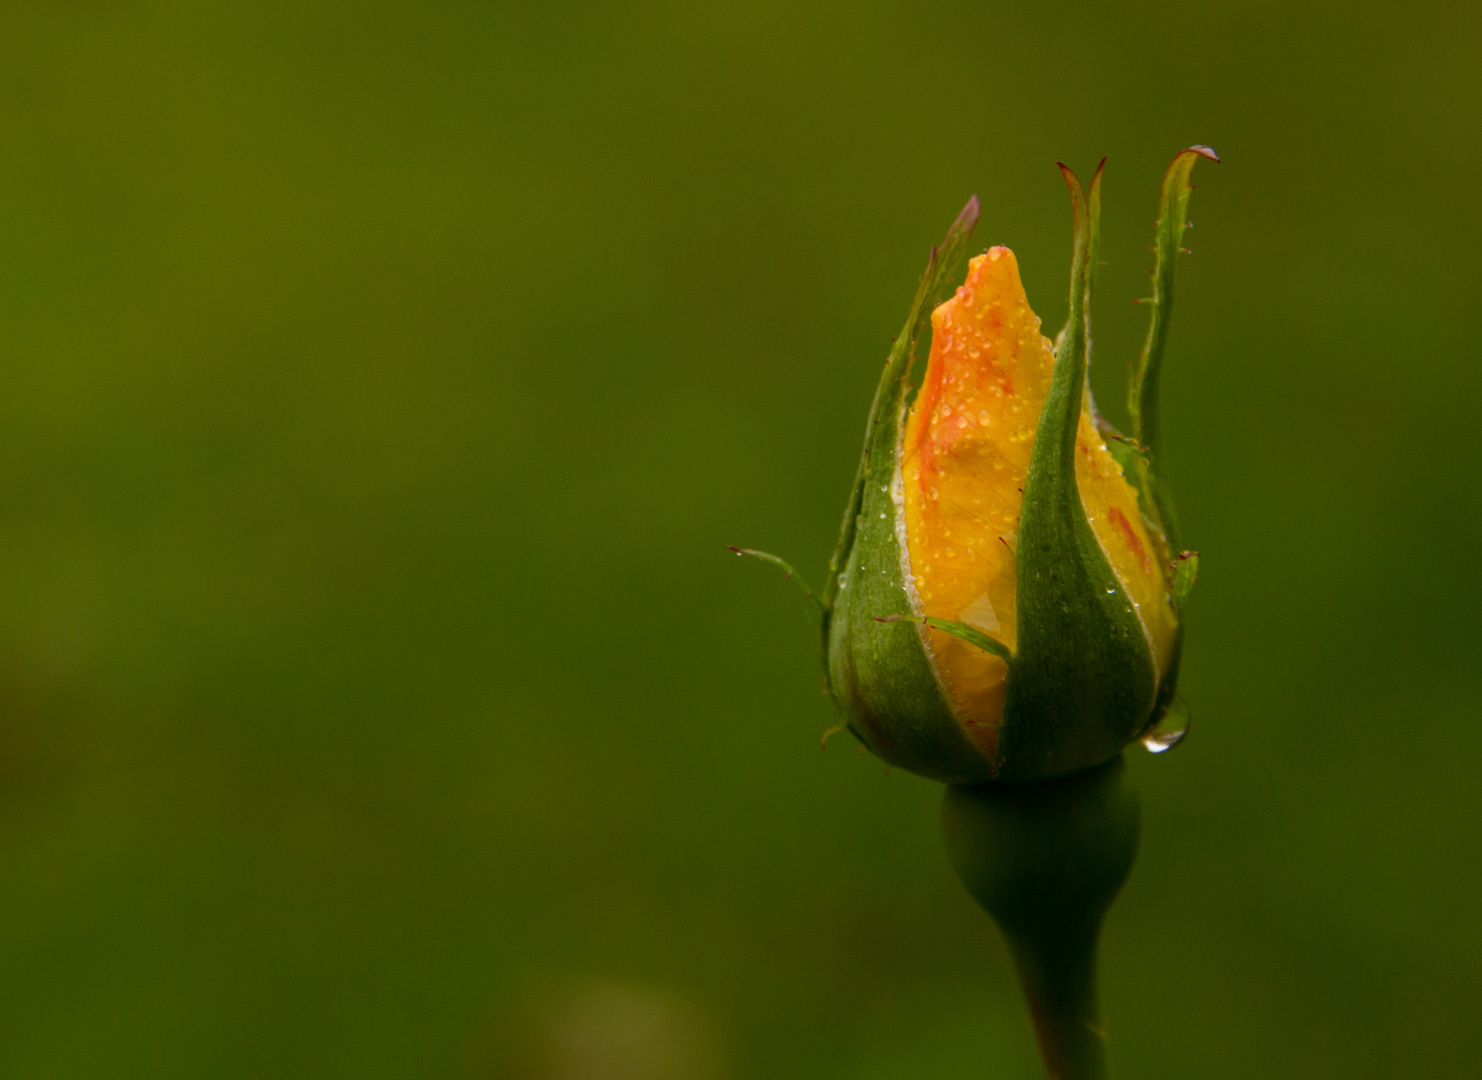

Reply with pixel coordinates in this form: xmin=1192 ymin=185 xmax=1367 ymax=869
xmin=824 ymin=196 xmax=981 ymax=610
xmin=1128 ymin=145 xmax=1218 ymax=551
xmin=1001 ymin=162 xmax=1159 ymax=781
xmin=1171 ymin=550 xmax=1198 ymax=614
xmin=874 ymin=613 xmax=1013 ymax=664
xmin=728 ymin=546 xmax=826 ymax=614
xmin=824 ymin=198 xmax=996 ymax=783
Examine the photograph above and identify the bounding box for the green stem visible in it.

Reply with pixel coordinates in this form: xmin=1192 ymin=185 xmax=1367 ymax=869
xmin=1005 ymin=916 xmax=1110 ymax=1080
xmin=941 ymin=756 xmax=1140 ymax=1080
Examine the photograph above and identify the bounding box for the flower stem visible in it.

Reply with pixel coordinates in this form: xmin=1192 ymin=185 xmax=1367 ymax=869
xmin=1004 ymin=914 xmax=1111 ymax=1079
xmin=942 ymin=755 xmax=1140 ymax=1080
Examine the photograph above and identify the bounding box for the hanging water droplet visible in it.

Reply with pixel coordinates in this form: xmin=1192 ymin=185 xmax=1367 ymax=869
xmin=1141 ymin=696 xmax=1190 ymax=754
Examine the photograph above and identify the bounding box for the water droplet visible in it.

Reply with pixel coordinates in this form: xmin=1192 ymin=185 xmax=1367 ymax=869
xmin=1106 ymin=586 xmax=1116 ymax=595
xmin=1141 ymin=696 xmax=1190 ymax=754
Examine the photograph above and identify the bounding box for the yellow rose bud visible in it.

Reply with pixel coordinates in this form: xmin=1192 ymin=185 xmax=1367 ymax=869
xmin=736 ymin=147 xmax=1213 ymax=783
xmin=898 ymin=244 xmax=1178 ymax=767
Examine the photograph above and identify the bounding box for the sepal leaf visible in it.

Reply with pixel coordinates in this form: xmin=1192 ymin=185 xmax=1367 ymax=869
xmin=1171 ymin=550 xmax=1199 ymax=613
xmin=727 ymin=546 xmax=826 ymax=613
xmin=823 ymin=197 xmax=994 ymax=784
xmin=825 ymin=196 xmax=981 ymax=610
xmin=1003 ymin=161 xmax=1159 ymax=780
xmin=1128 ymin=145 xmax=1218 ymax=551
xmin=874 ymin=613 xmax=1014 ymax=664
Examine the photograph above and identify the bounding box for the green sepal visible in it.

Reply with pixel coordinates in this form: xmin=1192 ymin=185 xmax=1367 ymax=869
xmin=1129 ymin=145 xmax=1218 ymax=552
xmin=824 ymin=196 xmax=980 ymax=611
xmin=825 ymin=197 xmax=995 ymax=783
xmin=1144 ymin=552 xmax=1199 ymax=726
xmin=875 ymin=613 xmax=1013 ymax=664
xmin=1171 ymin=550 xmax=1198 ymax=613
xmin=728 ymin=547 xmax=826 ymax=614
xmin=1000 ymin=162 xmax=1159 ymax=782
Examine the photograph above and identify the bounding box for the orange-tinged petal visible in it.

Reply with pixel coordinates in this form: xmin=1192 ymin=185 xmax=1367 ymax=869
xmin=1074 ymin=419 xmax=1179 ymax=683
xmin=901 ymin=247 xmax=1177 ymax=755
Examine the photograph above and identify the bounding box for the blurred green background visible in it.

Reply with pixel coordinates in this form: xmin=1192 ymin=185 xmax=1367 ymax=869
xmin=0 ymin=1 xmax=1476 ymax=1077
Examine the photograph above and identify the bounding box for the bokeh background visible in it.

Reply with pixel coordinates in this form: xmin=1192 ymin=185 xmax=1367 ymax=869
xmin=0 ymin=1 xmax=1477 ymax=1077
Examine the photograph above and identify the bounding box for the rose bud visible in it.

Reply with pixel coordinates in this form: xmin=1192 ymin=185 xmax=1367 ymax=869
xmin=734 ymin=148 xmax=1211 ymax=782
xmin=814 ymin=150 xmax=1212 ymax=782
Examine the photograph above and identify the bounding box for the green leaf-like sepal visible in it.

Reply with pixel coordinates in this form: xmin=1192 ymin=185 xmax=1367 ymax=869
xmin=824 ymin=197 xmax=996 ymax=783
xmin=874 ymin=613 xmax=1013 ymax=664
xmin=1125 ymin=147 xmax=1216 ymax=739
xmin=1171 ymin=550 xmax=1198 ymax=613
xmin=728 ymin=547 xmax=826 ymax=613
xmin=824 ymin=197 xmax=981 ymax=611
xmin=1001 ymin=162 xmax=1159 ymax=781
xmin=1129 ymin=145 xmax=1218 ymax=552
